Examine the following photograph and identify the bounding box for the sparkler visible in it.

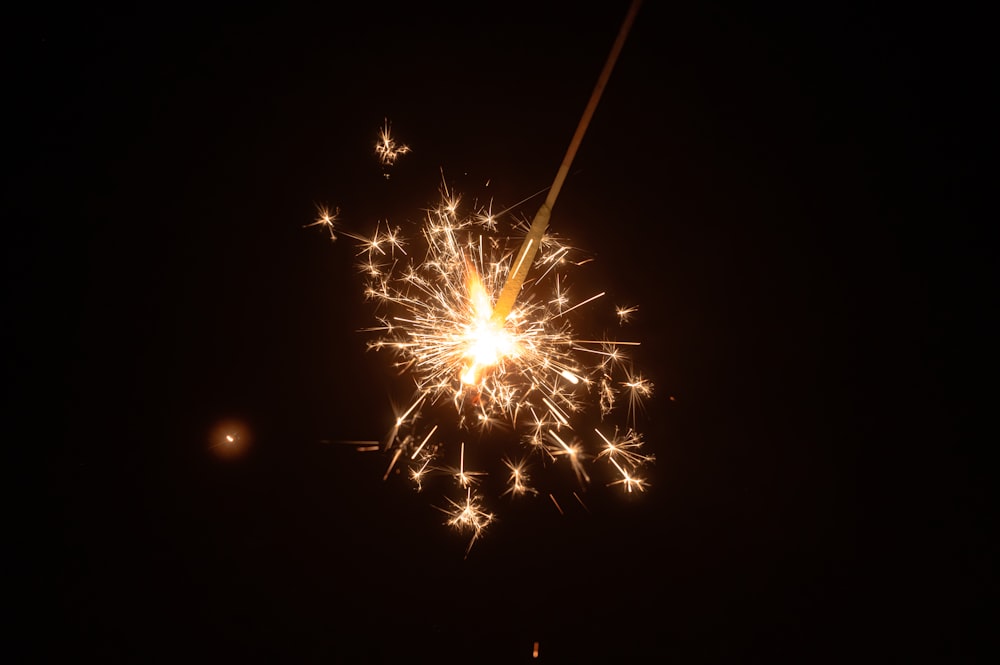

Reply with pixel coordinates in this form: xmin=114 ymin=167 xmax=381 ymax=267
xmin=319 ymin=0 xmax=649 ymax=552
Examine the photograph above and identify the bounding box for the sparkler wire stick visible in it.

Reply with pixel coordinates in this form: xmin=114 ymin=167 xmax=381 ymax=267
xmin=489 ymin=0 xmax=643 ymax=325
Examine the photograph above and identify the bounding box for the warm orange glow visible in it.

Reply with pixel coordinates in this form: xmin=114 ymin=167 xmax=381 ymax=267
xmin=208 ymin=419 xmax=251 ymax=459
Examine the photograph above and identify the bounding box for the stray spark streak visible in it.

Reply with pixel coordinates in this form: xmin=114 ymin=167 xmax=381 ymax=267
xmin=348 ymin=183 xmax=654 ymax=550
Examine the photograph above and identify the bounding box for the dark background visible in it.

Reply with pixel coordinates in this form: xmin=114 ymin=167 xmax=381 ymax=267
xmin=7 ymin=1 xmax=989 ymax=662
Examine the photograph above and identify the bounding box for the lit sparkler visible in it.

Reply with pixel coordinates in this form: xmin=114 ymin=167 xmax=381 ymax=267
xmin=318 ymin=0 xmax=649 ymax=552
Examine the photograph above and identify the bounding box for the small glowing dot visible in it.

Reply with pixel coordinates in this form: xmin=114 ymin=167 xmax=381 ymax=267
xmin=209 ymin=419 xmax=250 ymax=459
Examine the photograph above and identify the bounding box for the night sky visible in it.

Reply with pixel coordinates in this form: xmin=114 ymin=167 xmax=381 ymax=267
xmin=9 ymin=1 xmax=988 ymax=662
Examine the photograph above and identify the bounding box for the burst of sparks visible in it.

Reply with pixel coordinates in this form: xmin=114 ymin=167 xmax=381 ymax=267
xmin=341 ymin=181 xmax=654 ymax=550
xmin=375 ymin=119 xmax=411 ymax=168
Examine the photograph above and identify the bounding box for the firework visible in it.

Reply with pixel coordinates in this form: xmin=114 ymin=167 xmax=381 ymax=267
xmin=351 ymin=181 xmax=653 ymax=550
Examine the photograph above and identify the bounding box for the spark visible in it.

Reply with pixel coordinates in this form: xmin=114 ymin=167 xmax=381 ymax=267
xmin=305 ymin=205 xmax=340 ymax=241
xmin=409 ymin=455 xmax=434 ymax=491
xmin=622 ymin=371 xmax=654 ymax=425
xmin=502 ymin=458 xmax=536 ymax=497
xmin=595 ymin=427 xmax=654 ymax=469
xmin=548 ymin=493 xmax=564 ymax=515
xmin=441 ymin=487 xmax=494 ymax=557
xmin=452 ymin=442 xmax=487 ymax=488
xmin=548 ymin=429 xmax=590 ymax=486
xmin=375 ymin=119 xmax=411 ymax=168
xmin=411 ymin=425 xmax=438 ymax=459
xmin=616 ymin=305 xmax=638 ymax=324
xmin=595 ymin=427 xmax=654 ymax=492
xmin=321 ymin=439 xmax=381 ymax=451
xmin=606 ymin=457 xmax=647 ymax=493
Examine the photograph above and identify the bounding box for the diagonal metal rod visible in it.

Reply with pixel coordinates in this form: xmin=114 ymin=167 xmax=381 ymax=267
xmin=490 ymin=0 xmax=643 ymax=325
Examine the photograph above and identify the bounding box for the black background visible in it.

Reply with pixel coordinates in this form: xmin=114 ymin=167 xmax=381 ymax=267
xmin=7 ymin=1 xmax=989 ymax=662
